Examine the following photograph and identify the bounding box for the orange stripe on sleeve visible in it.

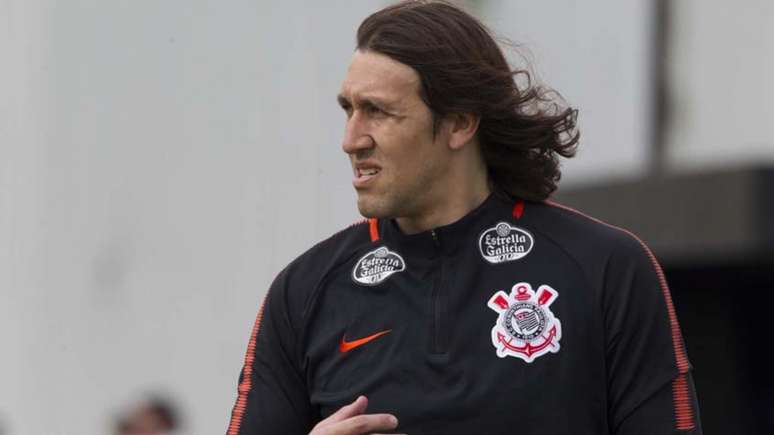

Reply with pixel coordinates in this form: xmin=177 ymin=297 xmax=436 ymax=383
xmin=545 ymin=200 xmax=695 ymax=430
xmin=227 ymin=296 xmax=268 ymax=435
xmin=673 ymin=374 xmax=696 ymax=430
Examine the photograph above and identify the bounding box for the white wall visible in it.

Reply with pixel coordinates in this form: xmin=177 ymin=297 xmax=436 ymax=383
xmin=667 ymin=0 xmax=774 ymax=170
xmin=480 ymin=0 xmax=653 ymax=187
xmin=1 ymin=1 xmax=380 ymax=434
xmin=3 ymin=0 xmax=769 ymax=434
xmin=2 ymin=0 xmax=54 ymax=433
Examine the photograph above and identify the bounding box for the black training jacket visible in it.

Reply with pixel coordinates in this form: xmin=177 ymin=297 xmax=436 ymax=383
xmin=227 ymin=194 xmax=702 ymax=434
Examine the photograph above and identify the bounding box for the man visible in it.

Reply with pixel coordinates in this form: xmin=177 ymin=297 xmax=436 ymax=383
xmin=115 ymin=395 xmax=181 ymax=435
xmin=227 ymin=1 xmax=701 ymax=434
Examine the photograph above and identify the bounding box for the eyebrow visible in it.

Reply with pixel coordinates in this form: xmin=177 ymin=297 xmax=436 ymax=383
xmin=336 ymin=94 xmax=350 ymax=108
xmin=337 ymin=94 xmax=395 ymax=111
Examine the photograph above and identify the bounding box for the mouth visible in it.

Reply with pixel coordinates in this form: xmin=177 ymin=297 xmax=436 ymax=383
xmin=353 ymin=164 xmax=381 ymax=188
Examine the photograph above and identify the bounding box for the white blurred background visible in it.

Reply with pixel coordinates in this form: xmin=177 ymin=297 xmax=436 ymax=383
xmin=2 ymin=1 xmax=773 ymax=434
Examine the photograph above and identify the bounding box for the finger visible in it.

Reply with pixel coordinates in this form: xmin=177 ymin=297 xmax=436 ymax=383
xmin=335 ymin=413 xmax=398 ymax=435
xmin=315 ymin=396 xmax=369 ymax=428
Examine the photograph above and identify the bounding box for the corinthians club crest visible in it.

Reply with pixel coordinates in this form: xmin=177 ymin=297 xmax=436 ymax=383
xmin=352 ymin=246 xmax=406 ymax=285
xmin=487 ymin=282 xmax=562 ymax=363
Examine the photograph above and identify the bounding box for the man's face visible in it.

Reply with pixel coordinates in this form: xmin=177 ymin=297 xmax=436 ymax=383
xmin=338 ymin=50 xmax=452 ymax=220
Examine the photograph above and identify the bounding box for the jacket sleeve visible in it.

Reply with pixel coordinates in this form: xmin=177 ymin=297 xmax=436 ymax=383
xmin=602 ymin=233 xmax=702 ymax=434
xmin=226 ymin=269 xmax=315 ymax=435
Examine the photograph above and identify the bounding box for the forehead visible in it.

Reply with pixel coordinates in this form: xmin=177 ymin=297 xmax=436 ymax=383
xmin=340 ymin=50 xmax=421 ymax=102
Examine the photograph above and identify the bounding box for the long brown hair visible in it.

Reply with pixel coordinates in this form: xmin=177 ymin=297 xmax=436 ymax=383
xmin=356 ymin=0 xmax=579 ymax=200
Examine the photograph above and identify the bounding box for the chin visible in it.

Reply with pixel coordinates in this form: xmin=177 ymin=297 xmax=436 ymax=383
xmin=356 ymin=194 xmax=393 ymax=219
xmin=356 ymin=201 xmax=380 ymax=219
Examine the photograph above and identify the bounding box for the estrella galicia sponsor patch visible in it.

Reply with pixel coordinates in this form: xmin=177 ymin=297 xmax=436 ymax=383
xmin=352 ymin=246 xmax=406 ymax=285
xmin=487 ymin=282 xmax=562 ymax=363
xmin=478 ymin=222 xmax=534 ymax=263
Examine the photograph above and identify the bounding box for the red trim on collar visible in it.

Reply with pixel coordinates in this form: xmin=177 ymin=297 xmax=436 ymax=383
xmin=368 ymin=218 xmax=380 ymax=242
xmin=512 ymin=200 xmax=525 ymax=219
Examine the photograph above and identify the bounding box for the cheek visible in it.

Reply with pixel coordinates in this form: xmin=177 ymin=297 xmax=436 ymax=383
xmin=378 ymin=122 xmax=438 ymax=183
xmin=386 ymin=150 xmax=439 ymax=199
xmin=388 ymin=148 xmax=424 ymax=181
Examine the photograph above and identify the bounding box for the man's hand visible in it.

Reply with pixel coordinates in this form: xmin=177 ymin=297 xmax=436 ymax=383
xmin=309 ymin=396 xmax=404 ymax=435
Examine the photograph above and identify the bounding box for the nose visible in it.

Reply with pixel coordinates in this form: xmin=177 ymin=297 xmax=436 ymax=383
xmin=341 ymin=113 xmax=374 ymax=155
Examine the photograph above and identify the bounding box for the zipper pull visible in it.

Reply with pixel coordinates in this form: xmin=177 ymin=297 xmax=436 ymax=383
xmin=431 ymin=229 xmax=440 ymax=247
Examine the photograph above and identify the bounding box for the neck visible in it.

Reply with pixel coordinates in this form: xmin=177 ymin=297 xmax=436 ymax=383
xmin=396 ymin=153 xmax=490 ymax=235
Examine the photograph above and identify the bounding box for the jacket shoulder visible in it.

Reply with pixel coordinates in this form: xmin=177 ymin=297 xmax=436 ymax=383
xmin=288 ymin=219 xmax=373 ymax=274
xmin=526 ymin=200 xmax=660 ymax=290
xmin=529 ymin=200 xmax=647 ymax=256
xmin=271 ymin=219 xmax=374 ymax=317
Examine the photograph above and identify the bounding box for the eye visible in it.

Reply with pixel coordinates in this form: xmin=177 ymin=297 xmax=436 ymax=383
xmin=337 ymin=95 xmax=354 ymax=118
xmin=363 ymin=104 xmax=387 ymax=117
xmin=340 ymin=103 xmax=353 ymax=118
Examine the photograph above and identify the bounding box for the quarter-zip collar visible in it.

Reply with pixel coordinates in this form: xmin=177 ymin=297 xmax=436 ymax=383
xmin=379 ymin=193 xmax=513 ymax=258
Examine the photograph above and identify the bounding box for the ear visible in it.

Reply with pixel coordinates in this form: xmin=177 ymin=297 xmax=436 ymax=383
xmin=446 ymin=112 xmax=480 ymax=151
